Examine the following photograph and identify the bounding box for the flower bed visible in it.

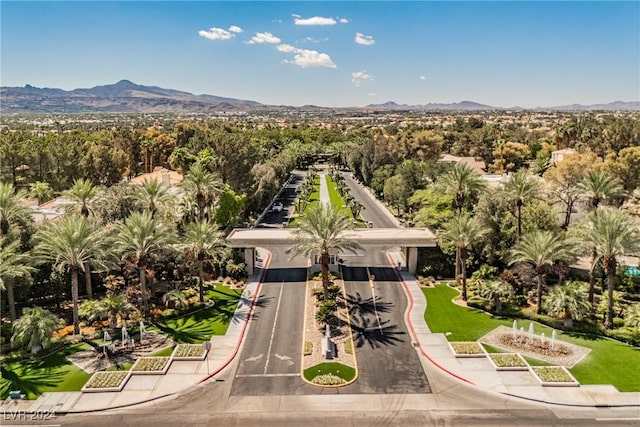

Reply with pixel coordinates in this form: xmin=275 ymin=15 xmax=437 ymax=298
xmin=531 ymin=366 xmax=579 ymax=387
xmin=311 ymin=374 xmax=346 ymax=386
xmin=487 ymin=353 xmax=529 ymax=371
xmin=82 ymin=371 xmax=130 ymax=392
xmin=130 ymin=357 xmax=172 ymax=375
xmin=448 ymin=341 xmax=486 ymax=358
xmin=171 ymin=344 xmax=208 ymax=360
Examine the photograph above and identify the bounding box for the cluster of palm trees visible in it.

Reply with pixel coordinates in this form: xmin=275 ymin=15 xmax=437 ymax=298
xmin=1 ymin=161 xmax=235 ymax=353
xmin=437 ymin=163 xmax=640 ymax=330
xmin=331 ymin=172 xmax=364 ymax=220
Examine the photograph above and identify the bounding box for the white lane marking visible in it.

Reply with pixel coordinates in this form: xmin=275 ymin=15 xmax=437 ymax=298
xmin=264 ymin=281 xmax=285 ymax=374
xmin=244 ymin=353 xmax=263 ymax=362
xmin=236 ymin=373 xmax=300 ymax=378
xmin=367 ymin=267 xmax=383 ymax=335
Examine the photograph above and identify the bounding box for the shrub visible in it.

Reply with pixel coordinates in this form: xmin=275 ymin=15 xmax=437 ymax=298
xmin=312 ymin=374 xmax=346 ymax=386
xmin=316 ymin=300 xmax=338 ymax=325
xmin=161 ymin=309 xmax=177 ymax=318
xmin=304 ymin=341 xmax=313 ymax=356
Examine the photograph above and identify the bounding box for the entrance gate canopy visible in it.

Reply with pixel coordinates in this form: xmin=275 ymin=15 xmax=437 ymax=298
xmin=226 ymin=228 xmax=437 ymax=249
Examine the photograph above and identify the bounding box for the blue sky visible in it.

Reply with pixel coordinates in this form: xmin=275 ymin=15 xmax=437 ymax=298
xmin=1 ymin=1 xmax=638 ymax=107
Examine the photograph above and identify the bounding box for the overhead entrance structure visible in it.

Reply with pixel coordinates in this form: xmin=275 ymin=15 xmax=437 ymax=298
xmin=226 ymin=228 xmax=437 ymax=275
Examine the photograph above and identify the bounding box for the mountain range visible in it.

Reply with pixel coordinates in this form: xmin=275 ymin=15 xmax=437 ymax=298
xmin=1 ymin=80 xmax=638 ymax=114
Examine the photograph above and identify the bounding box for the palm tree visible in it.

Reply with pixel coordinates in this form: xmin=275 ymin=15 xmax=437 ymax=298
xmin=438 ymin=214 xmax=488 ymax=301
xmin=543 ymin=281 xmax=591 ymax=328
xmin=504 ymin=170 xmax=540 ymax=241
xmin=138 ymin=178 xmax=174 ymax=218
xmin=0 ymin=182 xmax=29 ymax=236
xmin=287 ymin=204 xmax=362 ymax=299
xmin=34 ymin=215 xmax=102 ymax=334
xmin=509 ymin=230 xmax=576 ymax=314
xmin=180 ymin=163 xmax=220 ymax=221
xmin=114 ymin=211 xmax=174 ymax=317
xmin=63 ymin=178 xmax=99 ymax=217
xmin=102 ymin=293 xmax=137 ymax=328
xmin=478 ymin=279 xmax=513 ymax=314
xmin=162 ymin=289 xmax=189 ymax=309
xmin=624 ymin=304 xmax=640 ymax=329
xmin=29 ymin=181 xmax=53 ymax=205
xmin=439 ymin=163 xmax=486 ymax=213
xmin=0 ymin=237 xmax=35 ymax=322
xmin=583 ymin=208 xmax=640 ymax=329
xmin=11 ymin=306 xmax=59 ymax=354
xmin=577 ymin=170 xmax=624 ymax=305
xmin=182 ymin=220 xmax=226 ymax=303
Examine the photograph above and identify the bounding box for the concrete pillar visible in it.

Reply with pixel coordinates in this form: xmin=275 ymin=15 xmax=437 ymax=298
xmin=244 ymin=247 xmax=255 ymax=276
xmin=407 ymin=247 xmax=418 ymax=274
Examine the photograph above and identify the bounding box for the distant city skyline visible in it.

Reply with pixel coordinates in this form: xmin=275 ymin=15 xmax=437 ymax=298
xmin=1 ymin=1 xmax=638 ymax=108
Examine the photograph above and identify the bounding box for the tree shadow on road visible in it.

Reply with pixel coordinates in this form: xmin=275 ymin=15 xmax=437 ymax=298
xmin=346 ymin=292 xmax=393 ymax=317
xmin=349 ymin=316 xmax=406 ymax=349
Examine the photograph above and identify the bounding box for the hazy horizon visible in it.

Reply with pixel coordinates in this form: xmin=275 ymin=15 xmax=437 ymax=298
xmin=2 ymin=1 xmax=638 ymax=108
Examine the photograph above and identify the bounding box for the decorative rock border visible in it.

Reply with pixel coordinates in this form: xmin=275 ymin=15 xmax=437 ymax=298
xmin=530 ymin=366 xmax=580 ymax=387
xmin=81 ymin=370 xmax=131 ymax=393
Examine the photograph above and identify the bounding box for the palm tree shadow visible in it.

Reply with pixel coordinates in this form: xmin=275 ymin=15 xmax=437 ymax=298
xmin=346 ymin=292 xmax=394 ymax=317
xmin=349 ymin=316 xmax=406 ymax=349
xmin=152 ymin=317 xmax=212 ymax=343
xmin=1 ymin=359 xmax=67 ymax=399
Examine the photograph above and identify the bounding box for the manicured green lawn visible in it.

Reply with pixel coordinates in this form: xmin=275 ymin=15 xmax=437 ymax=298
xmin=325 ymin=175 xmax=353 ymax=218
xmin=150 ymin=285 xmax=243 ymax=343
xmin=424 ymin=285 xmax=640 ymax=392
xmin=0 ymin=343 xmax=92 ymax=400
xmin=303 ymin=362 xmax=356 ymax=382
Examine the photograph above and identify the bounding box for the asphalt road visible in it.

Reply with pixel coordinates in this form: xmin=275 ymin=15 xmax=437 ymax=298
xmin=339 ymin=265 xmax=430 ymax=394
xmin=230 ymin=268 xmax=314 ymax=396
xmin=340 ymin=171 xmax=399 ymax=229
xmin=258 ymin=170 xmax=306 ymax=228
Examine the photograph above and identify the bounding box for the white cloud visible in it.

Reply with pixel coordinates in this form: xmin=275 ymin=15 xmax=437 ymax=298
xmin=294 ymin=15 xmax=337 ymax=26
xmin=419 ymin=75 xmax=427 ymax=80
xmin=198 ymin=27 xmax=235 ymax=41
xmin=228 ymin=26 xmax=243 ymax=34
xmin=355 ymin=32 xmax=375 ymax=46
xmin=247 ymin=32 xmax=282 ymax=44
xmin=299 ymin=36 xmax=328 ymax=44
xmin=277 ymin=44 xmax=297 ymax=53
xmin=351 ymin=70 xmax=374 ymax=86
xmin=339 ymin=18 xmax=349 ymax=24
xmin=368 ymin=92 xmax=376 ymax=97
xmin=282 ymin=48 xmax=337 ymax=69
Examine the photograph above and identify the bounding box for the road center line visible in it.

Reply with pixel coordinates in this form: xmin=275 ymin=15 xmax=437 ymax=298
xmin=263 ymin=281 xmax=285 ymax=374
xmin=367 ymin=267 xmax=383 ymax=335
xmin=236 ymin=373 xmax=300 ymax=378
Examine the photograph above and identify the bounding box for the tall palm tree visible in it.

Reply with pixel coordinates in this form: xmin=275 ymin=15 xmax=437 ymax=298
xmin=182 ymin=220 xmax=226 ymax=303
xmin=0 ymin=237 xmax=35 ymax=322
xmin=504 ymin=169 xmax=540 ymax=241
xmin=114 ymin=211 xmax=174 ymax=317
xmin=287 ymin=204 xmax=362 ymax=299
xmin=0 ymin=182 xmax=29 ymax=236
xmin=583 ymin=208 xmax=640 ymax=329
xmin=543 ymin=281 xmax=591 ymax=328
xmin=509 ymin=230 xmax=575 ymax=314
xmin=34 ymin=215 xmax=102 ymax=334
xmin=439 ymin=163 xmax=486 ymax=213
xmin=180 ymin=163 xmax=220 ymax=221
xmin=577 ymin=169 xmax=624 ymax=210
xmin=11 ymin=306 xmax=59 ymax=354
xmin=438 ymin=214 xmax=488 ymax=301
xmin=577 ymin=169 xmax=624 ymax=305
xmin=138 ymin=178 xmax=174 ymax=218
xmin=63 ymin=178 xmax=99 ymax=217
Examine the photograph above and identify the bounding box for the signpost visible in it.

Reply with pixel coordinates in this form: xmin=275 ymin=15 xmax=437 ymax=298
xmin=203 ymin=341 xmax=211 ymax=374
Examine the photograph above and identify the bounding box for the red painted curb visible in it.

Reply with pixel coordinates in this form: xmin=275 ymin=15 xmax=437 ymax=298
xmin=386 ymin=253 xmax=475 ymax=385
xmin=197 ymin=252 xmax=271 ymax=384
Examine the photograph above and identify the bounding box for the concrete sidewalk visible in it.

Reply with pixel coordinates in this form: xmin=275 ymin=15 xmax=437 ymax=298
xmin=387 ymin=250 xmax=640 ymax=408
